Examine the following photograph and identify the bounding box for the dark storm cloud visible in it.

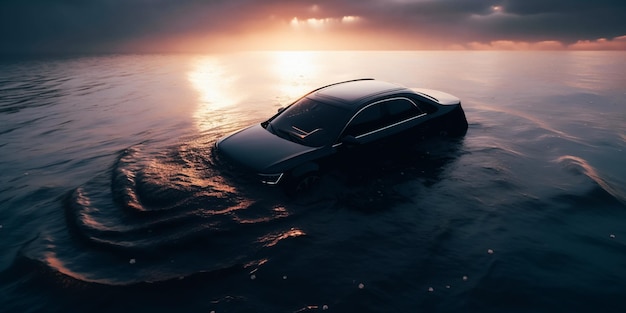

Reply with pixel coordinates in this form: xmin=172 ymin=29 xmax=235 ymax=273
xmin=478 ymin=0 xmax=626 ymax=43
xmin=1 ymin=0 xmax=625 ymax=53
xmin=0 ymin=0 xmax=246 ymax=53
xmin=0 ymin=0 xmax=274 ymax=54
xmin=347 ymin=0 xmax=626 ymax=44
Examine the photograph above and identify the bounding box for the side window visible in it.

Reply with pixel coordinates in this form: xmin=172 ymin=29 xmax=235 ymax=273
xmin=342 ymin=97 xmax=425 ymax=138
xmin=383 ymin=99 xmax=422 ymax=125
xmin=343 ymin=104 xmax=383 ymax=137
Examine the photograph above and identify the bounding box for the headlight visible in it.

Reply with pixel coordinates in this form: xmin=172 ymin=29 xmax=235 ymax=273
xmin=258 ymin=173 xmax=284 ymax=185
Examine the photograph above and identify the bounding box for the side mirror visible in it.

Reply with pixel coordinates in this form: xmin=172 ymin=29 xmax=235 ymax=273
xmin=340 ymin=135 xmax=360 ymax=146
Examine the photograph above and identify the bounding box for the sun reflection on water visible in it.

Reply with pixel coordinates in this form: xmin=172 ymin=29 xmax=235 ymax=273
xmin=188 ymin=52 xmax=323 ymax=133
xmin=258 ymin=227 xmax=306 ymax=247
xmin=188 ymin=57 xmax=242 ymax=133
xmin=44 ymin=251 xmax=108 ymax=285
xmin=271 ymin=51 xmax=320 ymax=103
xmin=187 ymin=52 xmax=346 ymax=134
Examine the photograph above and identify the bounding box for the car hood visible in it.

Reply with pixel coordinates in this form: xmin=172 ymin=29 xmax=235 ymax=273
xmin=216 ymin=124 xmax=317 ymax=173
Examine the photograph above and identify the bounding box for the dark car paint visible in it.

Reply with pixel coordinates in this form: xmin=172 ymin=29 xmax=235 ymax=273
xmin=217 ymin=124 xmax=332 ymax=174
xmin=215 ymin=79 xmax=468 ymax=189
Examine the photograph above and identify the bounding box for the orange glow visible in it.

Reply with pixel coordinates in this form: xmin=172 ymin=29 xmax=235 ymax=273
xmin=569 ymin=36 xmax=626 ymax=50
xmin=44 ymin=252 xmax=115 ymax=285
xmin=188 ymin=57 xmax=242 ymax=132
xmin=110 ymin=5 xmax=626 ymax=53
xmin=259 ymin=228 xmax=306 ymax=247
xmin=271 ymin=51 xmax=320 ymax=100
xmin=467 ymin=40 xmax=566 ymax=50
xmin=289 ymin=15 xmax=361 ymax=29
xmin=72 ymin=188 xmax=110 ymax=231
xmin=465 ymin=37 xmax=626 ymax=51
xmin=132 ymin=31 xmax=626 ymax=52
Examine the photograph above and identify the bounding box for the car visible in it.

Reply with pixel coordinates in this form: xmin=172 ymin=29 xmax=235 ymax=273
xmin=215 ymin=78 xmax=467 ymax=194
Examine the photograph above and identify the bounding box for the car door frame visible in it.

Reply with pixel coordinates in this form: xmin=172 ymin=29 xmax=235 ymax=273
xmin=334 ymin=96 xmax=427 ymax=147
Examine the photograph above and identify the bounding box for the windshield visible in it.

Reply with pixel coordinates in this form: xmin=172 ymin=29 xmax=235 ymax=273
xmin=265 ymin=97 xmax=349 ymax=147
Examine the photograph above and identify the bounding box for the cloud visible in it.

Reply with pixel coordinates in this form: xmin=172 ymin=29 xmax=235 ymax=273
xmin=0 ymin=0 xmax=625 ymax=53
xmin=466 ymin=40 xmax=565 ymax=50
xmin=350 ymin=0 xmax=626 ymax=45
xmin=289 ymin=16 xmax=361 ymax=29
xmin=465 ymin=0 xmax=626 ymax=43
xmin=569 ymin=35 xmax=626 ymax=50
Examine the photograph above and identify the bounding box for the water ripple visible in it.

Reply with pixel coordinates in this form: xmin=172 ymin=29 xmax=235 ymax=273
xmin=555 ymin=155 xmax=626 ymax=204
xmin=48 ymin=139 xmax=312 ymax=284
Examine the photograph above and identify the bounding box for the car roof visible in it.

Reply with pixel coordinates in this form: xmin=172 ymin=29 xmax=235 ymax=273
xmin=307 ymin=79 xmax=411 ymax=108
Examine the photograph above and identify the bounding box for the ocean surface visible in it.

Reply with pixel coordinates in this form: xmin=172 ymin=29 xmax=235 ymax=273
xmin=1 ymin=51 xmax=625 ymax=313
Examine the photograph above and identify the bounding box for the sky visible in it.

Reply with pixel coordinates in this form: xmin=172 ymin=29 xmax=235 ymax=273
xmin=1 ymin=0 xmax=626 ymax=54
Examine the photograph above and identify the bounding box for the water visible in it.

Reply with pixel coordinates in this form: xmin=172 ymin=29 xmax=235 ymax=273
xmin=1 ymin=51 xmax=625 ymax=312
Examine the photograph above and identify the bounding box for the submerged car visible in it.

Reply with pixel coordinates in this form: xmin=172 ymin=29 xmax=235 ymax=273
xmin=215 ymin=78 xmax=467 ymax=193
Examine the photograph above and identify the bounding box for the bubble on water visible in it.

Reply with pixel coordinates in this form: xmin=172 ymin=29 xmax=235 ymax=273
xmin=250 ymin=274 xmax=256 ymax=280
xmin=358 ymin=283 xmax=365 ymax=289
xmin=462 ymin=275 xmax=468 ymax=281
xmin=0 ymin=224 xmax=3 ymax=229
xmin=610 ymin=234 xmax=616 ymax=239
xmin=487 ymin=249 xmax=494 ymax=254
xmin=283 ymin=275 xmax=288 ymax=280
xmin=322 ymin=305 xmax=329 ymax=310
xmin=446 ymin=285 xmax=451 ymax=289
xmin=210 ymin=311 xmax=216 ymax=313
xmin=129 ymin=258 xmax=136 ymax=264
xmin=428 ymin=287 xmax=434 ymax=292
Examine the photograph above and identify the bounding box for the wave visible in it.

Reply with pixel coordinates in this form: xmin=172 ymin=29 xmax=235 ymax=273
xmin=39 ymin=140 xmax=313 ymax=285
xmin=469 ymin=101 xmax=590 ymax=147
xmin=555 ymin=155 xmax=626 ymax=205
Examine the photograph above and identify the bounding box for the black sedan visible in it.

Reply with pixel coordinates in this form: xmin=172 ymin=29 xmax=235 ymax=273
xmin=215 ymin=78 xmax=467 ymax=193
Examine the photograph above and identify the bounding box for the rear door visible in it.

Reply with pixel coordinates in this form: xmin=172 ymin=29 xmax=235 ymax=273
xmin=340 ymin=97 xmax=426 ymax=145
